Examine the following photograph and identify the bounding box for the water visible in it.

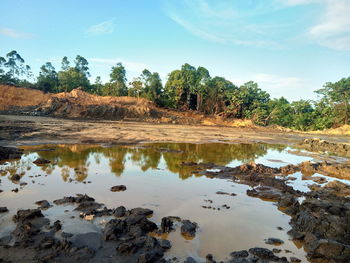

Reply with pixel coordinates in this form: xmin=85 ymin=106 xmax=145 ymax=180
xmin=0 ymin=143 xmax=344 ymax=262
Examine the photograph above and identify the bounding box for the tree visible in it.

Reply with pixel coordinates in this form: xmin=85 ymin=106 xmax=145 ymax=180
xmin=228 ymin=81 xmax=270 ymax=124
xmin=316 ymin=77 xmax=350 ymax=125
xmin=290 ymin=100 xmax=314 ymax=130
xmin=102 ymin=63 xmax=128 ymax=96
xmin=0 ymin=50 xmax=32 ymax=85
xmin=205 ymin=76 xmax=236 ymax=114
xmin=57 ymin=55 xmax=90 ymax=92
xmin=128 ymin=77 xmax=143 ymax=98
xmin=61 ymin=56 xmax=70 ymax=71
xmin=139 ymin=69 xmax=163 ymax=105
xmin=58 ymin=67 xmax=90 ymax=92
xmin=74 ymin=55 xmax=90 ymax=77
xmin=36 ymin=62 xmax=59 ymax=92
xmin=266 ymin=97 xmax=293 ymax=127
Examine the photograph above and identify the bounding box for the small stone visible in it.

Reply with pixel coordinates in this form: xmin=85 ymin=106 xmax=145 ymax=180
xmin=110 ymin=185 xmax=127 ymax=192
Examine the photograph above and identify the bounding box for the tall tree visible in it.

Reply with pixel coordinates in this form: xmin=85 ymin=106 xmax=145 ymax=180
xmin=61 ymin=56 xmax=70 ymax=71
xmin=36 ymin=62 xmax=59 ymax=92
xmin=102 ymin=63 xmax=128 ymax=96
xmin=74 ymin=55 xmax=90 ymax=77
xmin=316 ymin=77 xmax=350 ymax=125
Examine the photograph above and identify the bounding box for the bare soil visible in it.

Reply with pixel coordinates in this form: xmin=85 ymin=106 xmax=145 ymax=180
xmin=0 ymin=114 xmax=349 ymax=148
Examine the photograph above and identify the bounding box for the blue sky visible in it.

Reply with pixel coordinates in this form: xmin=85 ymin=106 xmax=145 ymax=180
xmin=1 ymin=0 xmax=350 ymax=101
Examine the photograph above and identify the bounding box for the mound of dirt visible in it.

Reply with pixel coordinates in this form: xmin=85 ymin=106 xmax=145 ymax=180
xmin=0 ymin=85 xmax=257 ymax=127
xmin=0 ymin=85 xmax=50 ymax=111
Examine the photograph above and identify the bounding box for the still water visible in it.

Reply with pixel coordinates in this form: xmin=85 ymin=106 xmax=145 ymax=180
xmin=0 ymin=143 xmax=332 ymax=261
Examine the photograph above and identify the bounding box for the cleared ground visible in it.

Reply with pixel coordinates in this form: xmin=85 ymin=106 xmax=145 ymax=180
xmin=0 ymin=114 xmax=349 ymax=147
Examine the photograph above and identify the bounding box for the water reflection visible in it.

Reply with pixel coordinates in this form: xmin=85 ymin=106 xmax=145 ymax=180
xmin=4 ymin=143 xmax=286 ymax=182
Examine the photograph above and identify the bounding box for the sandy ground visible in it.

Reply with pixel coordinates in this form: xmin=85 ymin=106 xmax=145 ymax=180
xmin=0 ymin=114 xmax=349 ymax=147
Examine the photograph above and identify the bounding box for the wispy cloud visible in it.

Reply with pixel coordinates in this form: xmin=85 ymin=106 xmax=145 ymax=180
xmin=277 ymin=0 xmax=350 ymax=51
xmin=0 ymin=27 xmax=35 ymax=38
xmin=89 ymin=57 xmax=149 ymax=73
xmin=308 ymin=0 xmax=350 ymax=51
xmin=165 ymin=0 xmax=287 ymax=49
xmin=86 ymin=19 xmax=115 ymax=36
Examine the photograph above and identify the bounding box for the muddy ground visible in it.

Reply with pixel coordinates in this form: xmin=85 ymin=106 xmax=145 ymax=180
xmin=0 ymin=115 xmax=349 ymax=147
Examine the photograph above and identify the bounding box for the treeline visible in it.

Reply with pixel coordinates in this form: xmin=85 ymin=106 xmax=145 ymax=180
xmin=0 ymin=50 xmax=349 ymax=131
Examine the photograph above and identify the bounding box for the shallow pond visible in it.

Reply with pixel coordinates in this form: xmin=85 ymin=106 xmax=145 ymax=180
xmin=0 ymin=143 xmax=345 ymax=262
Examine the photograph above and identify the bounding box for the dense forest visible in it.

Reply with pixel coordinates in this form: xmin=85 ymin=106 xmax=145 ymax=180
xmin=0 ymin=50 xmax=349 ymax=131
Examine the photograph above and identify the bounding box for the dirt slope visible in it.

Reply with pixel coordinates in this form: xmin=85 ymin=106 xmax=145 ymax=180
xmin=0 ymin=85 xmax=50 ymax=110
xmin=0 ymin=85 xmax=255 ymax=126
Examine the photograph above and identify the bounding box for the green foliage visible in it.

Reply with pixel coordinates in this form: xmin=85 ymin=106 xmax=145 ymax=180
xmin=36 ymin=62 xmax=59 ymax=93
xmin=316 ymin=77 xmax=350 ymax=125
xmin=0 ymin=50 xmax=349 ymax=131
xmin=101 ymin=63 xmax=128 ymax=96
xmin=58 ymin=67 xmax=90 ymax=92
xmin=0 ymin=50 xmax=32 ymax=85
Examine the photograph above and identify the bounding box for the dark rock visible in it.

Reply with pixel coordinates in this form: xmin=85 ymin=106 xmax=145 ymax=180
xmin=248 ymin=247 xmax=276 ymax=259
xmin=290 ymin=257 xmax=301 ymax=263
xmin=35 ymin=200 xmax=51 ymax=209
xmin=0 ymin=146 xmax=23 ymax=161
xmin=0 ymin=207 xmax=8 ymax=213
xmin=181 ymin=220 xmax=197 ymax=237
xmin=216 ymin=191 xmax=236 ymax=196
xmin=264 ymin=237 xmax=284 ymax=245
xmin=10 ymin=174 xmax=21 ymax=181
xmin=130 ymin=207 xmax=153 ymax=216
xmin=184 ymin=257 xmax=197 ymax=263
xmin=113 ymin=206 xmax=126 ymax=217
xmin=161 ymin=216 xmax=174 ymax=233
xmin=33 ymin=158 xmax=51 ymax=165
xmin=11 ymin=188 xmax=18 ymax=193
xmin=230 ymin=250 xmax=249 ymax=258
xmin=13 ymin=209 xmax=44 ymax=222
xmin=159 ymin=239 xmax=171 ymax=249
xmin=110 ymin=185 xmax=127 ymax=192
xmin=137 ymin=249 xmax=164 ymax=263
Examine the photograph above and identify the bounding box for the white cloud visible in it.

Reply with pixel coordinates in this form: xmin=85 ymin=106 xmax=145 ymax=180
xmin=308 ymin=0 xmax=350 ymax=51
xmin=86 ymin=19 xmax=115 ymax=36
xmin=0 ymin=27 xmax=34 ymax=38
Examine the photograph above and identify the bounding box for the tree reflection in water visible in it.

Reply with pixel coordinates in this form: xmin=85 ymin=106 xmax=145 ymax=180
xmin=2 ymin=143 xmax=286 ymax=182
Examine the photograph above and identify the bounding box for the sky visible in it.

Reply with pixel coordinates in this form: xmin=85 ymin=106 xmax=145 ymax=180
xmin=1 ymin=0 xmax=350 ymax=101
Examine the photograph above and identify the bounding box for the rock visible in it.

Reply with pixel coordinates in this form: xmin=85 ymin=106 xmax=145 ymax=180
xmin=184 ymin=257 xmax=197 ymax=263
xmin=13 ymin=209 xmax=44 ymax=222
xmin=159 ymin=239 xmax=171 ymax=249
xmin=264 ymin=238 xmax=284 ymax=245
xmin=0 ymin=207 xmax=8 ymax=213
xmin=181 ymin=220 xmax=197 ymax=237
xmin=11 ymin=174 xmax=21 ymax=181
xmin=160 ymin=216 xmax=174 ymax=233
xmin=110 ymin=185 xmax=127 ymax=192
xmin=230 ymin=250 xmax=249 ymax=258
xmin=205 ymin=254 xmax=216 ymax=263
xmin=35 ymin=200 xmax=51 ymax=209
xmin=272 ymin=248 xmax=282 ymax=253
xmin=33 ymin=158 xmax=51 ymax=165
xmin=0 ymin=146 xmax=23 ymax=161
xmin=130 ymin=207 xmax=153 ymax=216
xmin=290 ymin=257 xmax=301 ymax=263
xmin=248 ymin=247 xmax=276 ymax=260
xmin=114 ymin=206 xmax=126 ymax=217
xmin=11 ymin=188 xmax=18 ymax=193
xmin=216 ymin=191 xmax=236 ymax=196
